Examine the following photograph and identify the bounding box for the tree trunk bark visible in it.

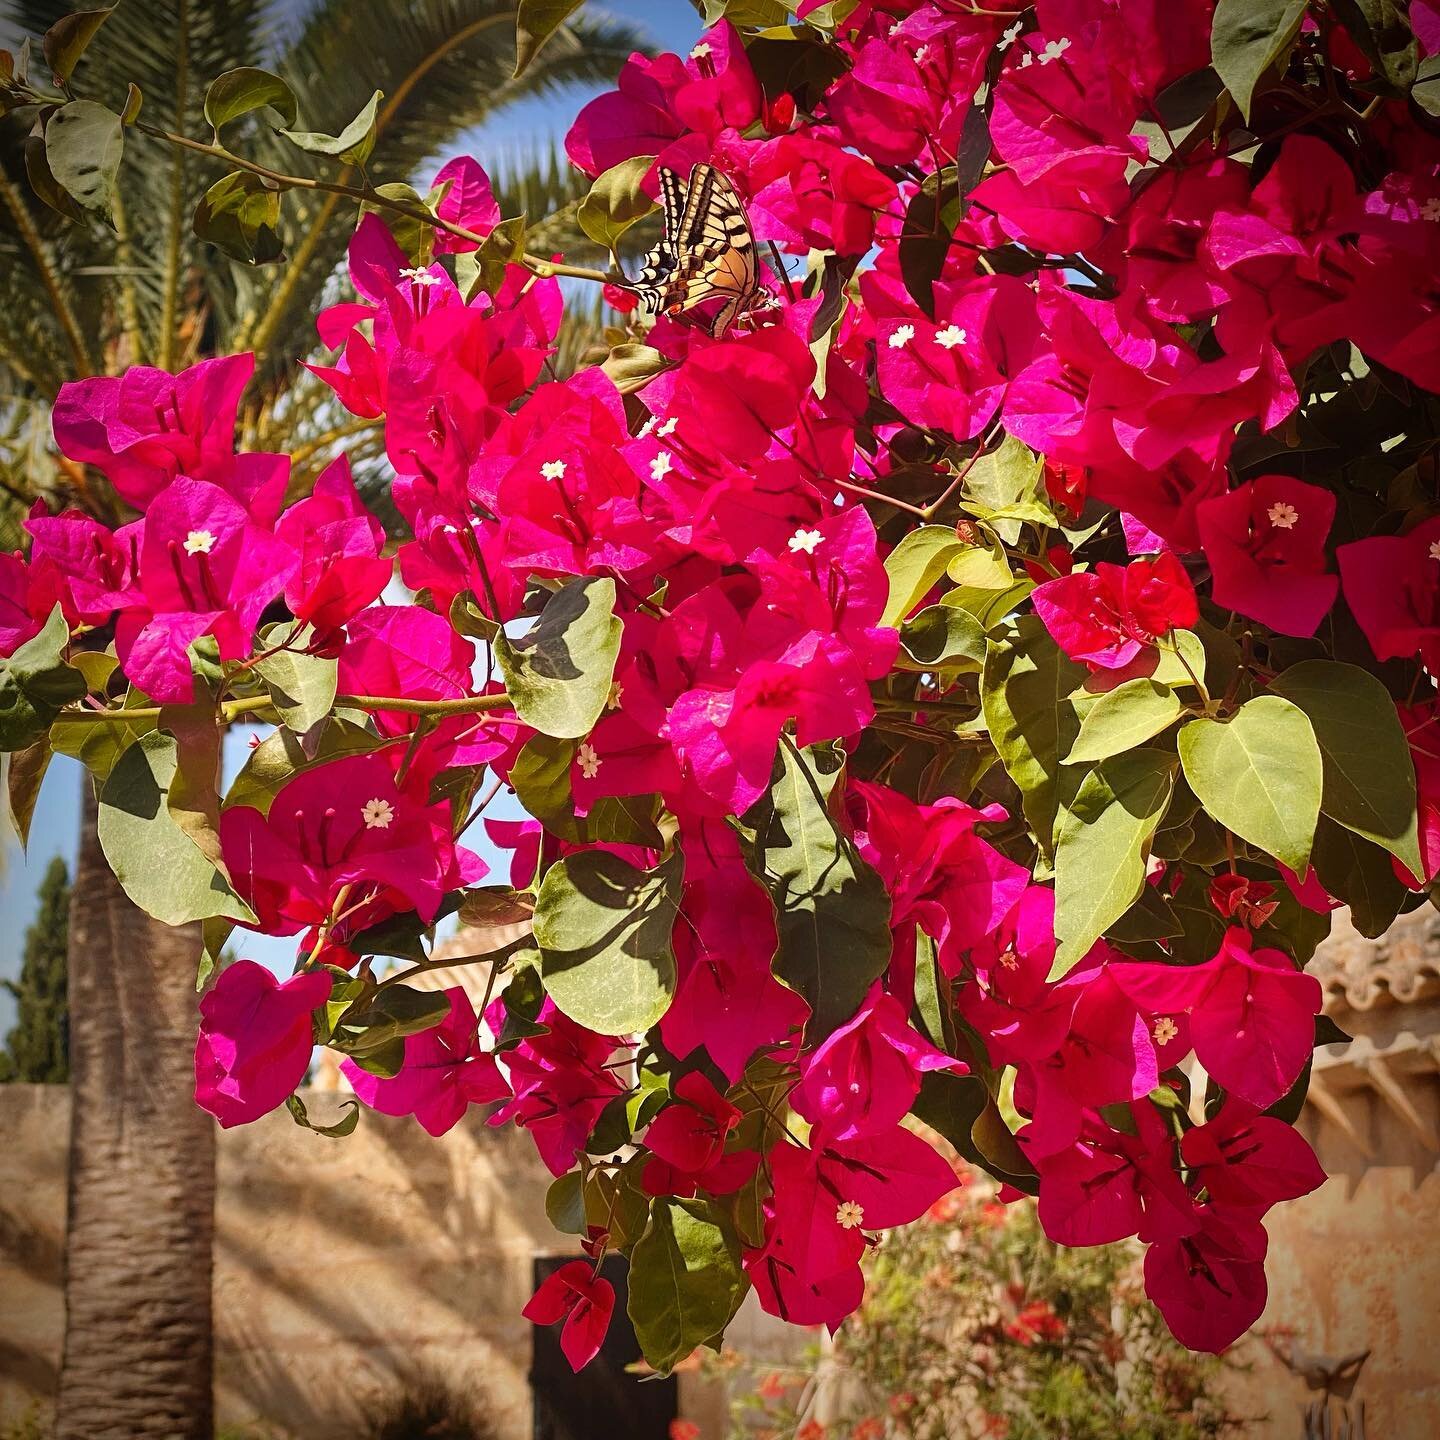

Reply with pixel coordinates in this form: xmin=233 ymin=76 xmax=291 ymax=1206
xmin=56 ymin=784 xmax=215 ymax=1440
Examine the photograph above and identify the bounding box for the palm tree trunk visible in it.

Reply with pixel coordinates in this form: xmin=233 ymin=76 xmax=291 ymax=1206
xmin=56 ymin=784 xmax=214 ymax=1440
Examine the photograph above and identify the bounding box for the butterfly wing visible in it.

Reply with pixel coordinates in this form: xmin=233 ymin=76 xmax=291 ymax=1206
xmin=621 ymin=163 xmax=760 ymax=336
xmin=666 ymin=165 xmax=760 ymax=335
xmin=629 ymin=166 xmax=690 ymax=316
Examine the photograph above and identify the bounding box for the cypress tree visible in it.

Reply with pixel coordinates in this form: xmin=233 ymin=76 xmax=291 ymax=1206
xmin=0 ymin=856 xmax=71 ymax=1083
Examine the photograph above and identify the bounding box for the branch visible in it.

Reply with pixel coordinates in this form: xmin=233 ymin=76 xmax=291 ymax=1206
xmin=49 ymin=690 xmax=515 ymax=727
xmin=371 ymin=933 xmax=533 ymax=994
xmin=128 ymin=119 xmax=617 ymax=285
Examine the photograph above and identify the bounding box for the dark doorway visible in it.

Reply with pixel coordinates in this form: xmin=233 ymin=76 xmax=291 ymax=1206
xmin=530 ymin=1253 xmax=678 ymax=1440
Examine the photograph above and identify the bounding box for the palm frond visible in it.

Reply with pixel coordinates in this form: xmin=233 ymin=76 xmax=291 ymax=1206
xmin=231 ymin=0 xmax=650 ymax=388
xmin=9 ymin=0 xmax=272 ymax=369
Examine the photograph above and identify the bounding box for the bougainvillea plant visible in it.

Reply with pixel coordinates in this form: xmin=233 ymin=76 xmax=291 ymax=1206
xmin=3 ymin=0 xmax=1439 ymax=1372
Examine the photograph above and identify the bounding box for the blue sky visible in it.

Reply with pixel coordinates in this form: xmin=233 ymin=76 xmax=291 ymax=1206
xmin=0 ymin=0 xmax=700 ymax=1033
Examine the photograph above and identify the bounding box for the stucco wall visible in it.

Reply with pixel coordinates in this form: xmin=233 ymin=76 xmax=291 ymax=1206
xmin=4 ymin=909 xmax=1439 ymax=1440
xmin=0 ymin=1084 xmax=558 ymax=1439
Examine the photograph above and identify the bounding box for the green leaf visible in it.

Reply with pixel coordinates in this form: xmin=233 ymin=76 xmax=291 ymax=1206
xmin=1210 ymin=0 xmax=1308 ymax=120
xmin=509 ymin=733 xmax=661 ymax=848
xmin=628 ymin=1197 xmax=746 ymax=1375
xmin=286 ymin=1092 xmax=360 ymax=1139
xmin=894 ymin=604 xmax=985 ymax=674
xmin=514 ymin=0 xmax=585 ymax=76
xmin=44 ymin=100 xmax=123 ymax=220
xmin=254 ymin=629 xmax=338 ymax=734
xmin=1310 ymin=819 xmax=1408 ymax=939
xmin=494 ymin=963 xmax=549 ymax=1052
xmin=41 ymin=6 xmax=113 ymax=84
xmin=97 ymin=731 xmax=255 ymax=927
xmin=1329 ymin=0 xmax=1416 ymax=93
xmin=494 ymin=576 xmax=622 ymax=740
xmin=161 ymin=703 xmax=227 ymax=872
xmin=0 ymin=608 xmax=85 ymax=751
xmin=746 ymin=743 xmax=893 ymax=1038
xmin=602 ymin=343 xmax=670 ymax=394
xmin=461 ymin=214 xmax=528 ymax=298
xmin=458 ymin=886 xmax=536 ymax=933
xmin=545 ymin=1172 xmax=587 ymax=1235
xmin=1416 ymin=53 xmax=1440 ymax=117
xmin=329 ymin=984 xmax=451 ymax=1055
xmin=910 ymin=1072 xmax=1036 ymax=1193
xmin=281 ymin=90 xmax=382 ymax=167
xmin=361 ymin=182 xmax=435 ymax=265
xmin=193 ymin=171 xmax=284 ymax=265
xmin=1053 ymin=749 xmax=1177 ymax=973
xmin=204 ymin=67 xmax=299 ymax=133
xmin=981 ymin=616 xmax=1088 ymax=856
xmin=578 ymin=155 xmax=657 ymax=251
xmin=946 ymin=540 xmax=1013 ymax=591
xmin=449 ymin=591 xmax=501 ymax=643
xmin=197 ymin=916 xmax=233 ymax=992
xmin=1065 ymin=679 xmax=1183 ymax=764
xmin=898 ymin=168 xmax=960 ymax=316
xmin=1177 ymin=695 xmax=1322 ymax=874
xmin=882 ymin=525 xmax=963 ymax=628
xmin=944 ymin=579 xmax=1033 ymax=629
xmin=23 ymin=134 xmax=85 ymax=221
xmin=534 ymin=849 xmax=682 ymax=1034
xmin=961 ymin=436 xmax=1048 ymax=545
xmin=1269 ymin=659 xmax=1421 ymax=877
xmin=582 ymin=1162 xmax=650 ymax=1247
xmin=49 ymin=686 xmax=153 ymax=780
xmin=223 ymin=716 xmax=379 ymax=816
xmin=6 ymin=738 xmax=51 ymax=849
xmin=912 ymin=932 xmax=954 ymax=1054
xmin=1148 ymin=629 xmax=1209 ymax=691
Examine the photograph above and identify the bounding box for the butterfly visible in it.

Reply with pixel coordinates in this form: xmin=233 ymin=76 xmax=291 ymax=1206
xmin=626 ymin=163 xmax=763 ymax=337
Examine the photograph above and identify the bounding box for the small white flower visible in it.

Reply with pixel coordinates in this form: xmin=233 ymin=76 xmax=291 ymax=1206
xmin=998 ymin=20 xmax=1024 ymax=51
xmin=183 ymin=529 xmax=216 ymax=555
xmin=637 ymin=416 xmax=657 ymax=438
xmin=913 ymin=44 xmax=931 ymax=65
xmin=835 ymin=1201 xmax=865 ymax=1230
xmin=1152 ymin=1016 xmax=1179 ymax=1047
xmin=689 ymin=40 xmax=713 ymax=61
xmin=400 ymin=265 xmax=441 ymax=287
xmin=1018 ymin=49 xmax=1034 ymax=68
xmin=1039 ymin=36 xmax=1072 ymax=65
xmin=1422 ymin=198 xmax=1440 ymax=222
xmin=888 ymin=324 xmax=916 ymax=349
xmin=1266 ymin=501 xmax=1299 ymax=530
xmin=541 ymin=460 xmax=568 ymax=481
xmin=606 ymin=680 xmax=625 ymax=711
xmin=577 ymin=742 xmax=602 ymax=780
xmin=788 ymin=528 xmax=824 ymax=555
xmin=656 ymin=415 xmax=679 ymax=438
xmin=1429 ymin=540 xmax=1440 ymax=563
xmin=651 ymin=451 xmax=674 ymax=481
xmin=935 ymin=324 xmax=968 ymax=350
xmin=362 ymin=797 xmax=395 ymax=830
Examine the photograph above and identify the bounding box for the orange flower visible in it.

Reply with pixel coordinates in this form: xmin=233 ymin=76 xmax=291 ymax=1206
xmin=668 ymin=1422 xmax=701 ymax=1440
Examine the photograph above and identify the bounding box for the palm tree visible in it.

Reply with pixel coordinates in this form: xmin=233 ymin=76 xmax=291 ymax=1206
xmin=0 ymin=3 xmax=644 ymax=1435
